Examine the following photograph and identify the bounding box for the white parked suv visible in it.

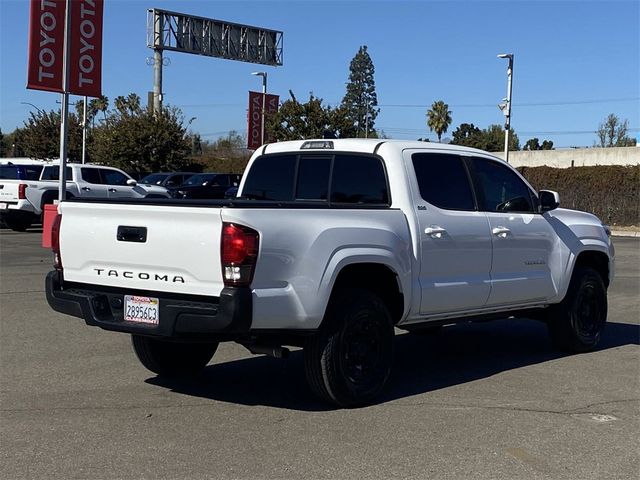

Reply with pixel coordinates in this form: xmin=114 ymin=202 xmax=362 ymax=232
xmin=46 ymin=139 xmax=614 ymax=407
xmin=0 ymin=163 xmax=170 ymax=231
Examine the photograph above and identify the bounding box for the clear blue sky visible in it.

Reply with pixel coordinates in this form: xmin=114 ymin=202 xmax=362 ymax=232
xmin=1 ymin=0 xmax=639 ymax=148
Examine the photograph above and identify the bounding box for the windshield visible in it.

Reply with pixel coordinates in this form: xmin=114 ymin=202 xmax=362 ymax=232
xmin=140 ymin=173 xmax=168 ymax=185
xmin=182 ymin=173 xmax=216 ymax=186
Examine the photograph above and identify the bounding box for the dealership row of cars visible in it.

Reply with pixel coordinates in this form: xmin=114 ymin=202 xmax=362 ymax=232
xmin=0 ymin=160 xmax=241 ymax=231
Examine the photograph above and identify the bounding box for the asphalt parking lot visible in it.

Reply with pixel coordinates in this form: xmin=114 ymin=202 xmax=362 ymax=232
xmin=1 ymin=230 xmax=638 ymax=480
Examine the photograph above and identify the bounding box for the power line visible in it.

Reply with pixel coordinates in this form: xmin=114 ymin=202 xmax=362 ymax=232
xmin=379 ymin=97 xmax=640 ymax=108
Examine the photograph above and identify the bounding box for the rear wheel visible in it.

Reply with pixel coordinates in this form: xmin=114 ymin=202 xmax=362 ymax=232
xmin=2 ymin=214 xmax=32 ymax=232
xmin=131 ymin=335 xmax=218 ymax=377
xmin=547 ymin=267 xmax=607 ymax=352
xmin=304 ymin=288 xmax=394 ymax=407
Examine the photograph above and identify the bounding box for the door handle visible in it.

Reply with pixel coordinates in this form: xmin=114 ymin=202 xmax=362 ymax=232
xmin=108 ymin=188 xmax=117 ymax=192
xmin=81 ymin=187 xmax=91 ymax=191
xmin=492 ymin=226 xmax=511 ymax=238
xmin=425 ymin=225 xmax=447 ymax=238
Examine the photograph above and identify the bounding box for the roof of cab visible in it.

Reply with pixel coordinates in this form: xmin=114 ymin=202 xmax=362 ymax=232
xmin=260 ymin=138 xmax=502 ymax=160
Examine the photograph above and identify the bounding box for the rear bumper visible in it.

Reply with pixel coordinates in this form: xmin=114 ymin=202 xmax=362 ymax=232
xmin=0 ymin=200 xmax=37 ymax=216
xmin=45 ymin=271 xmax=252 ymax=339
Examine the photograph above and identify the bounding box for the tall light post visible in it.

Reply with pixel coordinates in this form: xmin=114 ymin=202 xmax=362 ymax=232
xmin=252 ymin=71 xmax=267 ymax=145
xmin=81 ymin=96 xmax=88 ymax=164
xmin=20 ymin=102 xmax=45 ymax=115
xmin=497 ymin=53 xmax=514 ymax=163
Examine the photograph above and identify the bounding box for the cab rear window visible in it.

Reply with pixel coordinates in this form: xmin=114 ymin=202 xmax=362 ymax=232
xmin=242 ymin=153 xmax=389 ymax=206
xmin=0 ymin=165 xmax=43 ymax=180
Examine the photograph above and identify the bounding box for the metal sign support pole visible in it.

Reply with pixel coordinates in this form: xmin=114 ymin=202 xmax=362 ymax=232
xmin=81 ymin=95 xmax=87 ymax=164
xmin=58 ymin=0 xmax=72 ymax=202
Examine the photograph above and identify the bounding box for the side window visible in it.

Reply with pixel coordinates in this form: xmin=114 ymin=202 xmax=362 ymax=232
xmin=470 ymin=157 xmax=534 ymax=213
xmin=331 ymin=155 xmax=389 ymax=205
xmin=25 ymin=166 xmax=44 ymax=180
xmin=296 ymin=156 xmax=331 ymax=200
xmin=100 ymin=169 xmax=129 ymax=186
xmin=41 ymin=166 xmax=72 ymax=181
xmin=242 ymin=155 xmax=296 ymax=200
xmin=411 ymin=153 xmax=475 ymax=210
xmin=81 ymin=168 xmax=102 ymax=184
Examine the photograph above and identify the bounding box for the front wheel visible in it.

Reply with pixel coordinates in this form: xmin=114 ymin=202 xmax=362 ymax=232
xmin=547 ymin=267 xmax=607 ymax=352
xmin=304 ymin=289 xmax=394 ymax=407
xmin=131 ymin=335 xmax=218 ymax=377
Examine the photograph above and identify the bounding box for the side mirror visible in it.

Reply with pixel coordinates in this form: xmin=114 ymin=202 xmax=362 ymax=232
xmin=166 ymin=180 xmax=175 ymax=186
xmin=126 ymin=178 xmax=137 ymax=186
xmin=539 ymin=190 xmax=560 ymax=212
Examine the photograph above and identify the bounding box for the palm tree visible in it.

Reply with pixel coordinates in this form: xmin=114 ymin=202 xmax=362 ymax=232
xmin=426 ymin=100 xmax=453 ymax=142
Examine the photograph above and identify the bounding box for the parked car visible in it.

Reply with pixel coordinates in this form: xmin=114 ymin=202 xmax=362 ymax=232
xmin=139 ymin=172 xmax=196 ymax=188
xmin=45 ymin=139 xmax=614 ymax=407
xmin=172 ymin=173 xmax=241 ymax=199
xmin=0 ymin=163 xmax=171 ymax=231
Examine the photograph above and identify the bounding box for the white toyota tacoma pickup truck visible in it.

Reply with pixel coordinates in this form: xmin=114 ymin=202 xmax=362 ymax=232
xmin=46 ymin=139 xmax=614 ymax=407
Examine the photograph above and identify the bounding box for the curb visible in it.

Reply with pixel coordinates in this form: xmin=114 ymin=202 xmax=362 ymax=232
xmin=611 ymin=231 xmax=640 ymax=238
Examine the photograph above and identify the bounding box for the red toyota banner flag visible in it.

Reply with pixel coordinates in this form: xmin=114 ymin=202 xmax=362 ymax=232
xmin=247 ymin=92 xmax=280 ymax=149
xmin=68 ymin=0 xmax=103 ymax=97
xmin=27 ymin=0 xmax=66 ymax=93
xmin=264 ymin=93 xmax=279 ymax=143
xmin=247 ymin=91 xmax=263 ymax=149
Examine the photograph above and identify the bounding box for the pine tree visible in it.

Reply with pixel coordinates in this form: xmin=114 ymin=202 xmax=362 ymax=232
xmin=341 ymin=46 xmax=379 ymax=137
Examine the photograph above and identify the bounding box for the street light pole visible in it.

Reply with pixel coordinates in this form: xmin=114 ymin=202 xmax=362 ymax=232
xmin=498 ymin=53 xmax=514 ymax=163
xmin=252 ymin=71 xmax=267 ymax=145
xmin=82 ymin=96 xmax=88 ymax=164
xmin=20 ymin=102 xmax=45 ymax=115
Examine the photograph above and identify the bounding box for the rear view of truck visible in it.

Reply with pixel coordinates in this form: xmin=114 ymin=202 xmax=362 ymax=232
xmin=46 ymin=139 xmax=414 ymax=408
xmin=0 ymin=163 xmax=44 ymax=230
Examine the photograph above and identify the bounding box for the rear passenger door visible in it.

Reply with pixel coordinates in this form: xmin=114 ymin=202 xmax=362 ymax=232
xmin=467 ymin=156 xmax=557 ymax=306
xmin=407 ymin=151 xmax=492 ymax=314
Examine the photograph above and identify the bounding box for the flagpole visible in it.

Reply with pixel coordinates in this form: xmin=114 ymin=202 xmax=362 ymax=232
xmin=58 ymin=0 xmax=71 ymax=203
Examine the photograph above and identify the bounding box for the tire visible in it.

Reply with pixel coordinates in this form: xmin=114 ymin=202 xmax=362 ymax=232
xmin=2 ymin=215 xmax=32 ymax=232
xmin=304 ymin=288 xmax=395 ymax=407
xmin=547 ymin=267 xmax=607 ymax=353
xmin=131 ymin=335 xmax=218 ymax=377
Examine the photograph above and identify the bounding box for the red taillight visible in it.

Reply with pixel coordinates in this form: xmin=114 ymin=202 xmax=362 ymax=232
xmin=221 ymin=222 xmax=259 ymax=286
xmin=18 ymin=184 xmax=27 ymax=200
xmin=51 ymin=213 xmax=62 ymax=270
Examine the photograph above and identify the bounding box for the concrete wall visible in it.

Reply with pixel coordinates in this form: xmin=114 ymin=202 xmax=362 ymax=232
xmin=493 ymin=146 xmax=639 ymax=168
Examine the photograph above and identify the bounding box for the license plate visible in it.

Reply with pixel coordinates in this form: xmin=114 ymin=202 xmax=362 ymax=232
xmin=124 ymin=295 xmax=159 ymax=325
xmin=0 ymin=203 xmax=7 ymax=210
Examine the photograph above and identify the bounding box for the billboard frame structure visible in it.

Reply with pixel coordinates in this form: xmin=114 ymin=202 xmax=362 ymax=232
xmin=146 ymin=8 xmax=283 ymax=112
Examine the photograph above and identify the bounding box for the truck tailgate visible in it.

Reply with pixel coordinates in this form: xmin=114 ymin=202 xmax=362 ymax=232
xmin=0 ymin=180 xmax=20 ymax=205
xmin=59 ymin=202 xmax=225 ymax=297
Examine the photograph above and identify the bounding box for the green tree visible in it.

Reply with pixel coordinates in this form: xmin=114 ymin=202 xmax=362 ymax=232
xmin=480 ymin=124 xmax=520 ymax=152
xmin=266 ymin=91 xmax=358 ymax=141
xmin=450 ymin=123 xmax=483 ymax=148
xmin=524 ymin=138 xmax=554 ymax=150
xmin=0 ymin=129 xmax=6 ymax=157
xmin=13 ymin=110 xmax=83 ymax=161
xmin=196 ymin=130 xmax=250 ymax=173
xmin=90 ymin=94 xmax=191 ymax=176
xmin=596 ymin=113 xmax=636 ymax=147
xmin=524 ymin=138 xmax=540 ymax=151
xmin=426 ymin=100 xmax=453 ymax=142
xmin=341 ymin=45 xmax=379 ymax=137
